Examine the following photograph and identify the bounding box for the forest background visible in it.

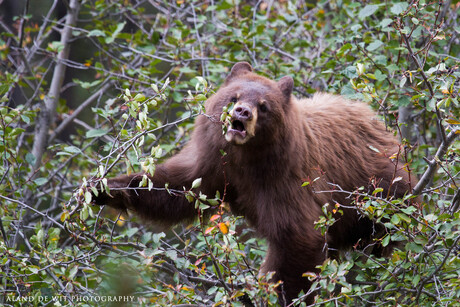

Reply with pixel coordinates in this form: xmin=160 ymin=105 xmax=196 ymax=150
xmin=0 ymin=0 xmax=459 ymax=306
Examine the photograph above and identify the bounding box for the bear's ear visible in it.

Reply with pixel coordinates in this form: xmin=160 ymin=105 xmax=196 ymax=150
xmin=225 ymin=62 xmax=253 ymax=84
xmin=231 ymin=62 xmax=253 ymax=75
xmin=278 ymin=76 xmax=294 ymax=98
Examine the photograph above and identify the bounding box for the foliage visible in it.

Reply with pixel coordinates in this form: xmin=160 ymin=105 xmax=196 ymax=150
xmin=0 ymin=0 xmax=459 ymax=306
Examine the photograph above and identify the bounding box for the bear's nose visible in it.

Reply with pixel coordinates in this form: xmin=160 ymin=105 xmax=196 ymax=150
xmin=234 ymin=105 xmax=253 ymax=120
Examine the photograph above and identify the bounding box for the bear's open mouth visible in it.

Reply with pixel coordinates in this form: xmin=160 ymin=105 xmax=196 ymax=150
xmin=231 ymin=120 xmax=246 ymax=133
xmin=225 ymin=115 xmax=254 ymax=144
xmin=226 ymin=119 xmax=247 ymax=140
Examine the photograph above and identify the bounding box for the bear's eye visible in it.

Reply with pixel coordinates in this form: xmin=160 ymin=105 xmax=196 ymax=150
xmin=230 ymin=97 xmax=238 ymax=103
xmin=259 ymin=103 xmax=268 ymax=112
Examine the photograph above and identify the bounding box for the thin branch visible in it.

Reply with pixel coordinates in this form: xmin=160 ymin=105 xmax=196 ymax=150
xmin=0 ymin=195 xmax=65 ymax=230
xmin=448 ymin=185 xmax=460 ymax=214
xmin=413 ymin=129 xmax=459 ymax=195
xmin=401 ymin=33 xmax=447 ymax=144
xmin=49 ymin=80 xmax=114 ymax=142
xmin=415 ymin=234 xmax=460 ymax=303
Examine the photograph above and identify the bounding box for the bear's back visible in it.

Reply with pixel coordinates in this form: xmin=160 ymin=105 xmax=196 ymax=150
xmin=295 ymin=93 xmax=402 ymax=192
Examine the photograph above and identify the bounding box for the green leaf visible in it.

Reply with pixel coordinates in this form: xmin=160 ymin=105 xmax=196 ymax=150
xmin=396 ymin=96 xmax=411 ymax=107
xmin=412 ymin=274 xmax=421 ymax=286
xmin=34 ymin=178 xmax=47 ymax=186
xmin=84 ymin=191 xmax=92 ymax=204
xmin=207 ymin=199 xmax=220 ymax=206
xmin=391 ymin=2 xmax=409 ymax=15
xmin=302 ymin=181 xmax=310 ymax=187
xmin=48 ymin=41 xmax=65 ymax=53
xmin=358 ymin=5 xmax=379 ymax=20
xmin=80 ymin=205 xmax=89 ymax=221
xmin=215 ymin=1 xmax=233 ymax=10
xmin=374 ymin=70 xmax=387 ymax=82
xmin=199 ymin=202 xmax=210 ymax=210
xmin=86 ymin=129 xmax=109 ymax=138
xmin=400 ymin=206 xmax=417 ymax=215
xmin=195 ymin=94 xmax=207 ymax=101
xmin=152 ymin=232 xmax=165 ymax=244
xmin=68 ymin=265 xmax=78 ymax=280
xmin=399 ymin=76 xmax=407 ymax=88
xmin=26 ymin=153 xmax=36 ymax=165
xmin=386 ymin=64 xmax=399 ymax=73
xmin=191 ymin=178 xmax=202 ymax=189
xmin=367 ymin=40 xmax=384 ymax=51
xmin=165 ymin=250 xmax=177 ymax=261
xmin=124 ymin=227 xmax=139 ymax=238
xmin=0 ymin=84 xmax=9 ymax=96
xmin=134 ymin=93 xmax=146 ymax=102
xmin=337 ymin=43 xmax=352 ymax=56
xmin=379 ymin=18 xmax=393 ymax=28
xmin=105 ymin=22 xmax=126 ymax=44
xmin=87 ymin=29 xmax=106 ymax=37
xmin=179 ymin=66 xmax=196 ymax=74
xmin=342 ymin=66 xmax=358 ymax=79
xmin=406 ymin=242 xmax=423 ymax=253
xmin=397 ymin=213 xmax=411 ymax=223
xmin=20 ymin=114 xmax=31 ymax=124
xmin=64 ymin=146 xmax=81 ymax=154
xmin=382 ymin=235 xmax=391 ymax=247
xmin=73 ymin=79 xmax=102 ymax=89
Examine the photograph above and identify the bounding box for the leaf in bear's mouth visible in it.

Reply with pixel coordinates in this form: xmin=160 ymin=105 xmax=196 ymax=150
xmin=232 ymin=120 xmax=245 ymax=132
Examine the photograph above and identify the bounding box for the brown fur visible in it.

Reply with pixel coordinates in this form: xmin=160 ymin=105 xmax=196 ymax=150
xmin=92 ymin=62 xmax=414 ymax=304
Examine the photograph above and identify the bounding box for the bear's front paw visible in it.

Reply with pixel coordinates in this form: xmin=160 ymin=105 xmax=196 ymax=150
xmin=88 ymin=180 xmax=132 ymax=212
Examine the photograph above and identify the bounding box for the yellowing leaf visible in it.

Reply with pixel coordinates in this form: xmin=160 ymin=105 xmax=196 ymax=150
xmin=204 ymin=226 xmax=215 ymax=235
xmin=302 ymin=272 xmax=317 ymax=278
xmin=218 ymin=222 xmax=228 ymax=234
xmin=60 ymin=212 xmax=68 ymax=222
xmin=116 ymin=217 xmax=125 ymax=227
xmin=446 ymin=118 xmax=460 ymax=125
xmin=210 ymin=214 xmax=221 ymax=222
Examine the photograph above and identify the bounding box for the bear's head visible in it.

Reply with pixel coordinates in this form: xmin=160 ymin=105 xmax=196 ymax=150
xmin=219 ymin=62 xmax=294 ymax=146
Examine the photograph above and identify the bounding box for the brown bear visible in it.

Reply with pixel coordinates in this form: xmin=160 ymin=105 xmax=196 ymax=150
xmin=92 ymin=62 xmax=414 ymax=304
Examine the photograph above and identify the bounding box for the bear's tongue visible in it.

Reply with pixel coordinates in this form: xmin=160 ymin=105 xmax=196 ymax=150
xmin=232 ymin=120 xmax=245 ymax=132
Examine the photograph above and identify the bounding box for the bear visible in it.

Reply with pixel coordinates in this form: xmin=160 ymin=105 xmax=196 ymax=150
xmin=91 ymin=62 xmax=414 ymax=304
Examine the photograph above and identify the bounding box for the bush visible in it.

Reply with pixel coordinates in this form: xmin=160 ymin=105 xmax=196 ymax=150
xmin=0 ymin=0 xmax=458 ymax=306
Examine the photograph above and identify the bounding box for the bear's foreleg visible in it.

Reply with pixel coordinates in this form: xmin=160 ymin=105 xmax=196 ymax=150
xmin=91 ymin=163 xmax=200 ymax=226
